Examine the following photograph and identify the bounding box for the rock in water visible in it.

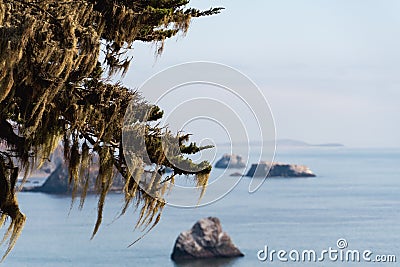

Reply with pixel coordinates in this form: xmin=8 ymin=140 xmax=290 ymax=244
xmin=24 ymin=163 xmax=125 ymax=193
xmin=246 ymin=161 xmax=316 ymax=177
xmin=214 ymin=154 xmax=246 ymax=169
xmin=171 ymin=217 xmax=244 ymax=261
xmin=31 ymin=164 xmax=70 ymax=193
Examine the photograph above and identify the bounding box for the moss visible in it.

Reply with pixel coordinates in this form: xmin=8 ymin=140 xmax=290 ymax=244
xmin=0 ymin=153 xmax=26 ymax=261
xmin=0 ymin=0 xmax=222 ymax=259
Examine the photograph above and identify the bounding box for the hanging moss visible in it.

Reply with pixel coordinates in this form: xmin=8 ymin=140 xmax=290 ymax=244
xmin=0 ymin=153 xmax=25 ymax=261
xmin=0 ymin=0 xmax=222 ymax=260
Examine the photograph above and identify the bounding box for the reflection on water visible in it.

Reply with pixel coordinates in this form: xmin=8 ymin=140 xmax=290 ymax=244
xmin=173 ymin=257 xmax=242 ymax=267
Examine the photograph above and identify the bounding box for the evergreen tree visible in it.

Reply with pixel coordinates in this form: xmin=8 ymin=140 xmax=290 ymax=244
xmin=0 ymin=0 xmax=222 ymax=259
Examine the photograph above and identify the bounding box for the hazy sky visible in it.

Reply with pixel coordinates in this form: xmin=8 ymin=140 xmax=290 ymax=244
xmin=122 ymin=0 xmax=400 ymax=148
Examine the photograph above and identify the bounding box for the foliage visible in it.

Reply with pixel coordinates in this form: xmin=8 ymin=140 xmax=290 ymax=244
xmin=0 ymin=0 xmax=222 ymax=259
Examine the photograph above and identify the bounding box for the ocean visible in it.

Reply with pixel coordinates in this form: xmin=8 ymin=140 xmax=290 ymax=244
xmin=3 ymin=146 xmax=399 ymax=266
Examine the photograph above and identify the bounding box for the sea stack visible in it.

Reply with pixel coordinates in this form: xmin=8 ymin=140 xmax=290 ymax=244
xmin=214 ymin=154 xmax=246 ymax=169
xmin=171 ymin=217 xmax=244 ymax=261
xmin=246 ymin=162 xmax=316 ymax=177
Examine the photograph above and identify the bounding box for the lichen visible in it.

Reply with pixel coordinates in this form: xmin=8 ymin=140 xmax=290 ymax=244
xmin=0 ymin=0 xmax=222 ymax=259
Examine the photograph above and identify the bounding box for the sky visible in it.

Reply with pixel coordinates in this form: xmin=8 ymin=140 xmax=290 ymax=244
xmin=121 ymin=0 xmax=400 ymax=148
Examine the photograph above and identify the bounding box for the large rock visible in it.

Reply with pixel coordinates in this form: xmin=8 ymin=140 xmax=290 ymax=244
xmin=24 ymin=163 xmax=124 ymax=194
xmin=29 ymin=164 xmax=70 ymax=193
xmin=246 ymin=162 xmax=316 ymax=177
xmin=214 ymin=154 xmax=246 ymax=169
xmin=171 ymin=217 xmax=244 ymax=261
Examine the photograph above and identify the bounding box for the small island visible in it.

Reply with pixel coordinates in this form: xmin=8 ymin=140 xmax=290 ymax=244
xmin=245 ymin=162 xmax=316 ymax=178
xmin=214 ymin=154 xmax=246 ymax=169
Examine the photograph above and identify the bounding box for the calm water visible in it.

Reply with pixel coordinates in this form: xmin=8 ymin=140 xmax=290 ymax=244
xmin=3 ymin=147 xmax=400 ymax=266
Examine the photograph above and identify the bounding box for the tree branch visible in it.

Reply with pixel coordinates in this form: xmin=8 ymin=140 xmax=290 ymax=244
xmin=0 ymin=120 xmax=25 ymax=148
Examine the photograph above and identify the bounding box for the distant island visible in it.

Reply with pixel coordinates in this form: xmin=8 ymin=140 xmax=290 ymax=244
xmin=217 ymin=139 xmax=344 ymax=148
xmin=276 ymin=139 xmax=344 ymax=147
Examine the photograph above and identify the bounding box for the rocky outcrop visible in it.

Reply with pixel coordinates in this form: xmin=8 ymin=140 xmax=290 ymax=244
xmin=214 ymin=154 xmax=246 ymax=169
xmin=24 ymin=163 xmax=124 ymax=194
xmin=171 ymin=217 xmax=244 ymax=261
xmin=29 ymin=164 xmax=70 ymax=193
xmin=245 ymin=162 xmax=316 ymax=177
